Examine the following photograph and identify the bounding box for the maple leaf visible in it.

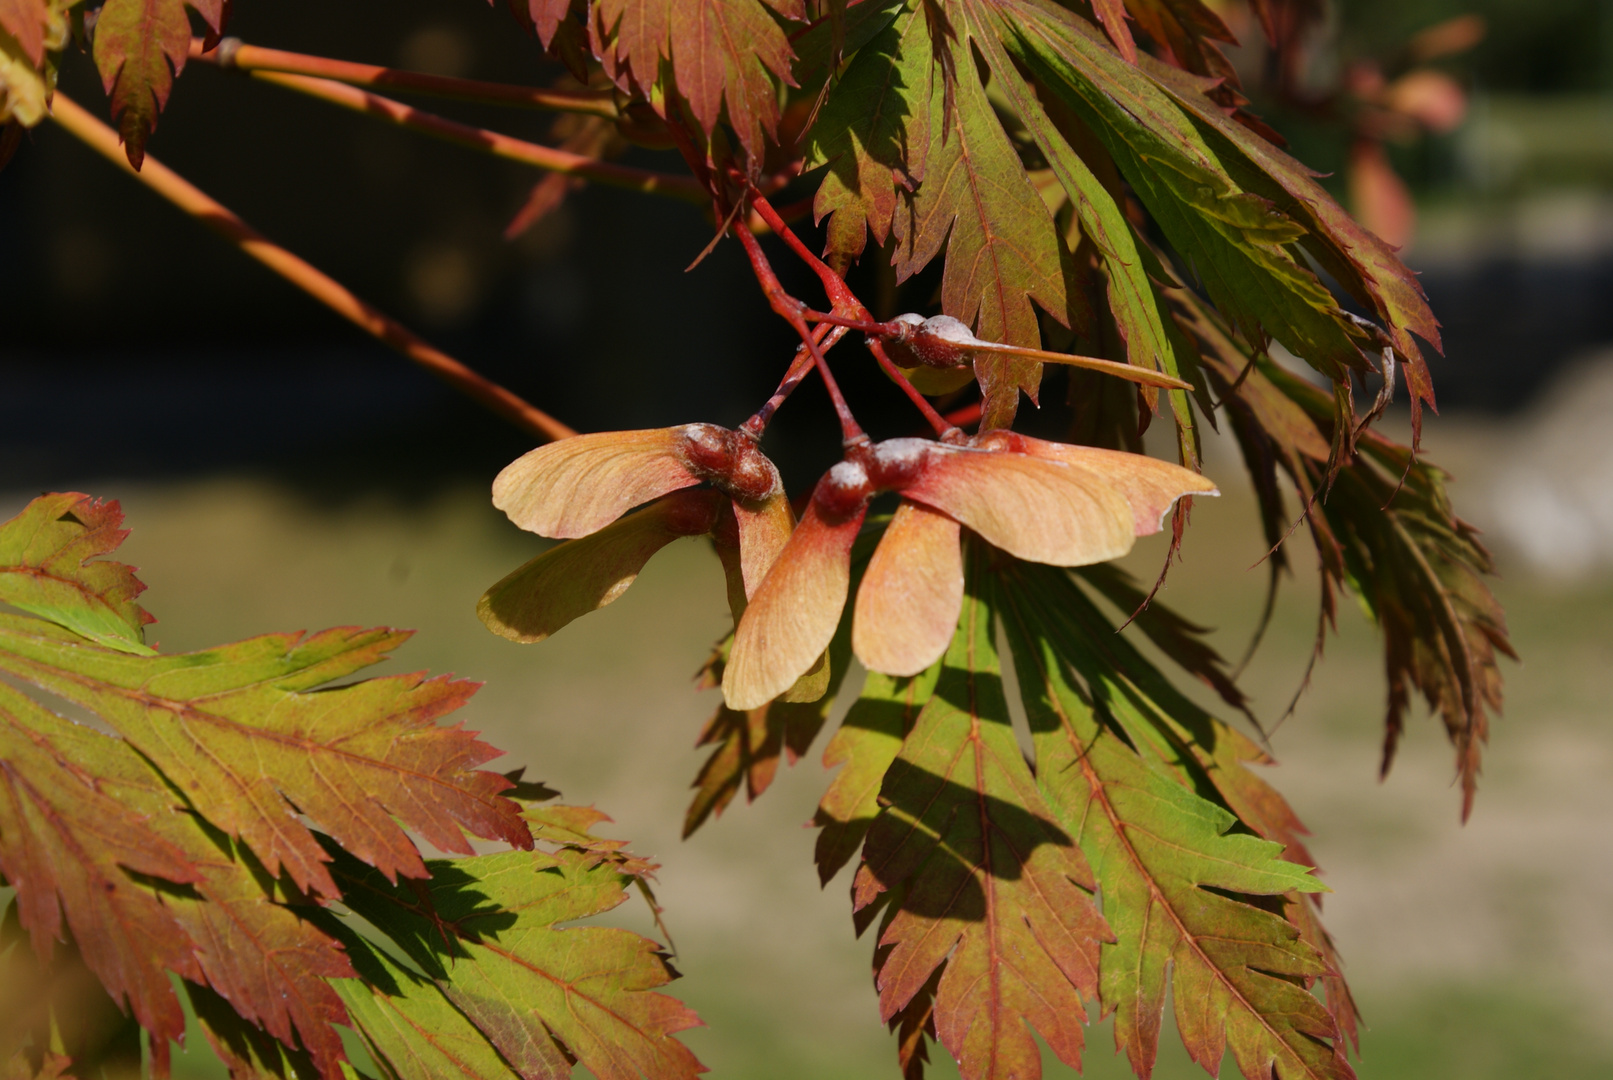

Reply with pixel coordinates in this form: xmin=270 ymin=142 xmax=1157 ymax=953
xmin=683 ymin=622 xmax=850 ymax=837
xmin=998 ymin=563 xmax=1349 ymax=1080
xmin=889 ymin=2 xmax=1068 ymax=427
xmin=0 ymin=620 xmax=532 ymax=899
xmin=328 ymin=834 xmax=705 ymax=1080
xmin=812 ymin=664 xmax=938 ymax=884
xmin=852 ymin=547 xmax=1107 ymax=1080
xmin=0 ymin=681 xmax=203 ymax=1048
xmin=91 ymin=0 xmax=224 ymax=168
xmin=0 ymin=492 xmax=153 ymax=653
xmin=802 ymin=0 xmax=922 ymax=267
xmin=589 ymin=0 xmax=802 ymax=160
xmin=1184 ymin=292 xmax=1512 ymax=818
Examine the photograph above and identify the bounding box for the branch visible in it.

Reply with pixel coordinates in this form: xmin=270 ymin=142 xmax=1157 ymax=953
xmin=191 ymin=37 xmax=620 ymax=118
xmin=239 ymin=70 xmax=708 ymax=205
xmin=48 ymin=92 xmax=576 ymax=444
xmin=747 ymin=192 xmax=958 ymax=440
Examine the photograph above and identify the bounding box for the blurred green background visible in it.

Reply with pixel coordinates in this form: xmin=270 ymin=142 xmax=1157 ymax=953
xmin=3 ymin=0 xmax=1613 ymax=1076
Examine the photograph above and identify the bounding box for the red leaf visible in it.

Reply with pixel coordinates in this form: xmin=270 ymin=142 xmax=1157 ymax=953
xmin=90 ymin=0 xmax=193 ymax=168
xmin=0 ymin=685 xmax=203 ymax=1046
xmin=590 ymin=0 xmax=801 ymax=160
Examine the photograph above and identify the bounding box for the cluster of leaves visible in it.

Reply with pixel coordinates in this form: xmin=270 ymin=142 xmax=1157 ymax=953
xmin=2 ymin=1 xmax=1516 ymax=1079
xmin=0 ymin=493 xmax=703 ymax=1079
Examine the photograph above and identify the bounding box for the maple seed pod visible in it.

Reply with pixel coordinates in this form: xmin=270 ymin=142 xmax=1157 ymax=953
xmin=865 ymin=437 xmax=932 ymax=490
xmin=493 ymin=427 xmax=700 ymax=539
xmin=677 ymin=423 xmax=782 ymax=503
xmin=480 ymin=489 xmax=721 ymax=644
xmin=725 ymin=481 xmax=866 ymax=711
xmin=815 ymin=459 xmax=872 ymax=521
xmin=900 ymin=444 xmax=1137 ymax=566
xmin=884 ymin=313 xmax=982 ymax=370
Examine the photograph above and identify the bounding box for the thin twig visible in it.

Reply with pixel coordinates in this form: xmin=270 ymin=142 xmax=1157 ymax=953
xmin=49 ymin=92 xmax=576 ymax=444
xmin=246 ymin=70 xmax=708 ymax=205
xmin=746 ymin=193 xmax=958 ymax=439
xmin=733 ymin=225 xmax=865 ymax=445
xmin=742 ymin=324 xmax=848 ymax=437
xmin=191 ymin=37 xmax=620 ymax=118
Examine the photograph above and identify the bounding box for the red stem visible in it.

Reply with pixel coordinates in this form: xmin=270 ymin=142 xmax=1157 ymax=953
xmin=742 ymin=324 xmax=848 ymax=437
xmin=733 ymin=225 xmax=865 ymax=445
xmin=748 ymin=192 xmax=958 ymax=440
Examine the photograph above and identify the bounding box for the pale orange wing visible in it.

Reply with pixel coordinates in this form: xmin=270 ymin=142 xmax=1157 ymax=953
xmin=901 ymin=447 xmax=1135 ymax=567
xmin=478 ymin=490 xmax=719 ymax=643
xmin=1012 ymin=437 xmax=1219 ymax=535
xmin=853 ymin=500 xmax=963 ymax=677
xmin=724 ymin=497 xmax=865 ymax=711
xmin=492 ymin=427 xmax=698 ymax=539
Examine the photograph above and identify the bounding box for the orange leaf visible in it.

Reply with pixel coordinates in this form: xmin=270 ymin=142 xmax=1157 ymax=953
xmin=853 ymin=501 xmax=962 ymax=677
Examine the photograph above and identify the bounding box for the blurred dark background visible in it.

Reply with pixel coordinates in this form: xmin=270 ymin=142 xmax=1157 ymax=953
xmin=2 ymin=0 xmax=1611 ymax=494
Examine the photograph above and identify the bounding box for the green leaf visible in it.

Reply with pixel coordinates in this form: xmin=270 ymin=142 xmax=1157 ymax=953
xmin=854 ymin=546 xmax=1106 ymax=1080
xmin=887 ymin=2 xmax=1068 ymax=427
xmin=812 ymin=664 xmax=938 ymax=884
xmin=998 ymin=564 xmax=1349 ymax=1080
xmin=0 ymin=617 xmax=532 ymax=899
xmin=334 ymin=936 xmax=523 ymax=1080
xmin=0 ymin=492 xmax=153 ymax=654
xmin=802 ymin=0 xmax=927 ymax=268
xmin=1002 ymin=2 xmax=1364 ymax=389
xmin=330 ymin=842 xmax=705 ymax=1080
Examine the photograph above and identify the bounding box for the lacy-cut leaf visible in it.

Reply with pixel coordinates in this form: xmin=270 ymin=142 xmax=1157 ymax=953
xmin=0 ymin=614 xmax=531 ymax=899
xmin=1006 ymin=559 xmax=1360 ymax=1041
xmin=684 ymin=620 xmax=851 ymax=837
xmin=329 ymin=839 xmax=704 ymax=1080
xmin=90 ymin=0 xmax=222 ymax=167
xmin=0 ymin=681 xmax=202 ymax=1047
xmin=888 ymin=0 xmax=1068 ymax=427
xmin=813 ymin=664 xmax=938 ymax=884
xmin=0 ymin=492 xmax=153 ymax=654
xmin=998 ymin=566 xmax=1349 ymax=1080
xmin=1003 ymin=5 xmax=1364 ymax=384
xmin=72 ymin=705 xmax=356 ymax=1075
xmin=590 ymin=0 xmax=801 ymax=160
xmin=853 ymin=550 xmax=1107 ymax=1080
xmin=1187 ymin=295 xmax=1511 ymax=818
xmin=803 ymin=0 xmax=925 ymax=267
xmin=334 ymin=934 xmax=524 ymax=1080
